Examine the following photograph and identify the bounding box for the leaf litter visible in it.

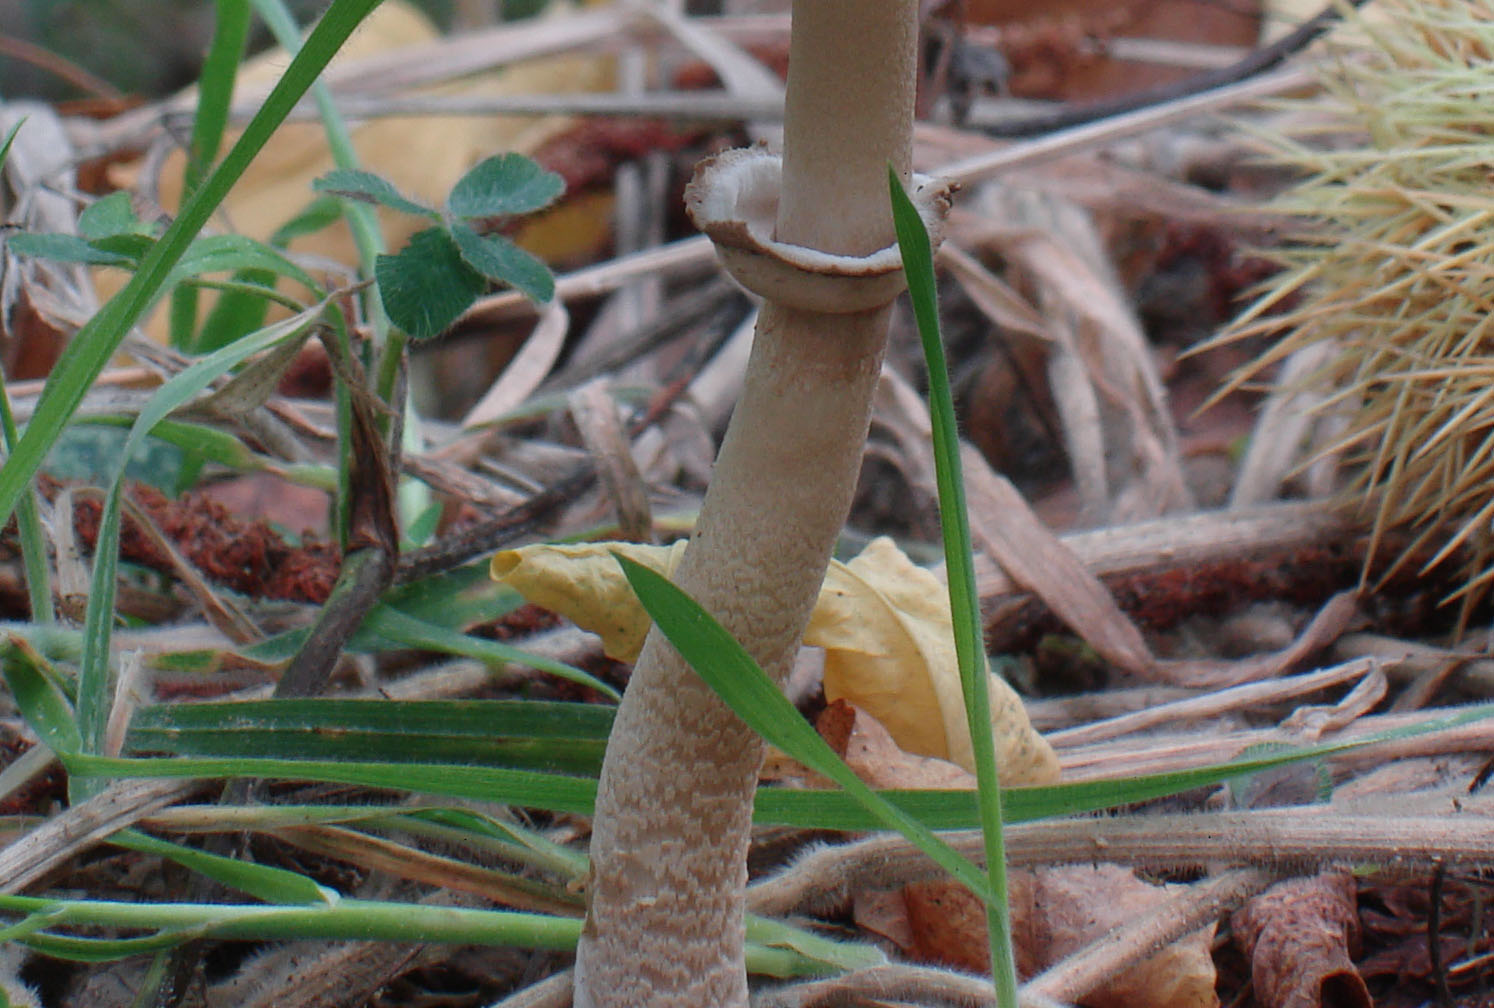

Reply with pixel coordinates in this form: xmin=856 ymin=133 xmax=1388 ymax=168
xmin=0 ymin=0 xmax=1492 ymax=1006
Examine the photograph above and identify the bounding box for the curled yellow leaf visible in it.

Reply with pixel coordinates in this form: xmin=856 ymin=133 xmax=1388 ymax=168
xmin=490 ymin=540 xmax=687 ymax=662
xmin=492 ymin=536 xmax=1058 ymax=785
xmin=808 ymin=537 xmax=1057 ymax=785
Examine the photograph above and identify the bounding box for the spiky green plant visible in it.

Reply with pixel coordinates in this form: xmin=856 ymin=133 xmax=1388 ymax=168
xmin=1224 ymin=0 xmax=1494 ymax=619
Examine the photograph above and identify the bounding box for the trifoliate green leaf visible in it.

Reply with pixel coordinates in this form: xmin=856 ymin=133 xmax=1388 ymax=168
xmin=375 ymin=227 xmax=487 ymax=340
xmin=450 ymin=222 xmax=553 ymax=303
xmin=447 ymin=154 xmax=563 ymax=220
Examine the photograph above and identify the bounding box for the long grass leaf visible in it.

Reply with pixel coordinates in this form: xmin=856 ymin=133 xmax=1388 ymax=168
xmin=365 ymin=605 xmax=621 ymax=700
xmin=110 ymin=828 xmax=336 ymax=905
xmin=1 ymin=639 xmax=82 ymax=753
xmin=66 ymin=705 xmax=1494 ymax=829
xmin=891 ymin=166 xmax=1017 ymax=1001
xmin=0 ymin=894 xmax=853 ymax=978
xmin=127 ymin=698 xmax=612 ymax=773
xmin=173 ymin=0 xmax=254 ymax=349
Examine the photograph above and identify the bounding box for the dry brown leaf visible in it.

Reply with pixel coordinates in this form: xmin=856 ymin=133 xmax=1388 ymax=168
xmin=1231 ymin=871 xmax=1371 ymax=1008
xmin=938 ymin=242 xmax=1048 ymax=341
xmin=810 ymin=536 xmax=1058 ymax=783
xmin=970 ymin=187 xmax=1192 ymax=522
xmin=1013 ymin=865 xmax=1218 ymax=1008
xmin=492 ymin=536 xmax=1059 ymax=785
xmin=902 ymin=878 xmax=991 ymax=975
xmin=851 ymin=887 xmax=918 ymax=957
xmin=893 ymin=865 xmax=1219 ymax=1008
xmin=836 ymin=701 xmax=977 ymax=790
xmin=566 ymin=377 xmax=652 ymax=542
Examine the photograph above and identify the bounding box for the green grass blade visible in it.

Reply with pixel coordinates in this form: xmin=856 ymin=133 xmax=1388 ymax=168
xmin=756 ymin=700 xmax=1494 ymax=827
xmin=64 ymin=752 xmax=602 ymax=814
xmin=363 ymin=604 xmax=621 ymax=700
xmin=615 ymin=555 xmax=995 ymax=903
xmin=196 ymin=268 xmax=278 ymax=352
xmin=2 ymin=894 xmax=581 ymax=952
xmin=127 ymin=698 xmax=612 ymax=774
xmin=1 ymin=639 xmax=82 ymax=754
xmin=187 ymin=1 xmax=253 ymax=197
xmin=75 ymin=495 xmax=122 ymax=788
xmin=173 ymin=0 xmax=253 ymax=349
xmin=15 ymin=928 xmax=191 ymax=963
xmin=0 ymin=0 xmax=382 ymax=535
xmin=68 ymin=704 xmax=1494 ymax=829
xmin=75 ymin=304 xmax=332 ymax=786
xmin=110 ymin=828 xmax=337 ymax=905
xmin=890 ymin=165 xmax=1017 ymax=1001
xmin=167 ymin=234 xmax=324 ymax=293
xmin=745 ymin=916 xmax=884 ymax=974
xmin=0 ymin=893 xmax=842 ymax=977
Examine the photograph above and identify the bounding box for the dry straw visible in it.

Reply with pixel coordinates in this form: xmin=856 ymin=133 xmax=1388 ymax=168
xmin=1221 ymin=0 xmax=1494 ymax=621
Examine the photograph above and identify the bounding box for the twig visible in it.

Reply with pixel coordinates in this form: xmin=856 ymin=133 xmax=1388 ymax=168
xmin=748 ymin=799 xmax=1494 ymax=918
xmin=0 ymin=778 xmax=201 ymax=893
xmin=751 ymin=963 xmax=1069 ymax=1008
xmin=394 ymin=464 xmax=599 ymax=584
xmin=940 ymin=65 xmax=1315 ymax=189
xmin=275 ymin=330 xmax=399 ymax=698
xmin=1045 ymin=658 xmax=1379 ymax=749
xmin=0 ymin=33 xmax=125 ymax=101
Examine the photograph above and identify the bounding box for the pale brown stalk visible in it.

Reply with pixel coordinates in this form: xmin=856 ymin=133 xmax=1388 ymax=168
xmin=570 ymin=1 xmax=930 ymax=1004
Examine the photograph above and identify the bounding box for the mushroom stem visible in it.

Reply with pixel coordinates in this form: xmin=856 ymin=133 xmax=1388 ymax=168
xmin=777 ymin=0 xmax=916 ymax=254
xmin=572 ymin=1 xmax=922 ymax=1004
xmin=574 ymin=303 xmax=892 ymax=1007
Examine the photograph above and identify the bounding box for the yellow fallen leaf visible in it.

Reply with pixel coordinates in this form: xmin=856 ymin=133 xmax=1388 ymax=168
xmin=492 ymin=536 xmax=1059 ymax=786
xmin=811 ymin=537 xmax=1057 ymax=784
xmin=491 ymin=540 xmax=688 ymax=662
